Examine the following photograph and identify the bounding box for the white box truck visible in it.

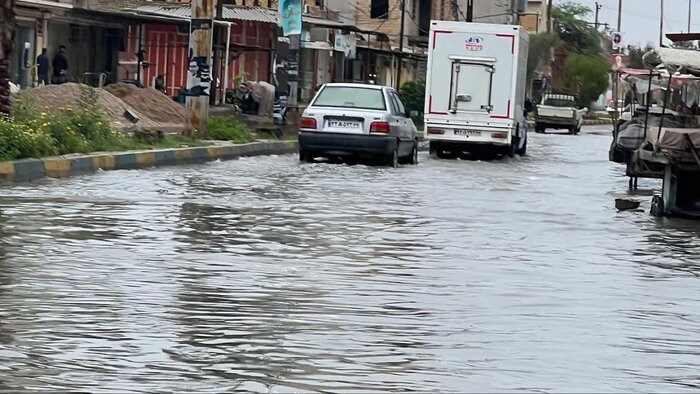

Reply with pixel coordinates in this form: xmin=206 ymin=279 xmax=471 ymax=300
xmin=424 ymin=21 xmax=529 ymax=157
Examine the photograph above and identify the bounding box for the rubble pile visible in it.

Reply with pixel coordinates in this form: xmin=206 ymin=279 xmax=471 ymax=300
xmin=104 ymin=83 xmax=185 ymax=124
xmin=18 ymin=83 xmax=187 ymax=130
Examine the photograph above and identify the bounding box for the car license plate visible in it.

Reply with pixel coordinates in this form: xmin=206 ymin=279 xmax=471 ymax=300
xmin=454 ymin=129 xmax=482 ymax=137
xmin=328 ymin=120 xmax=360 ymax=128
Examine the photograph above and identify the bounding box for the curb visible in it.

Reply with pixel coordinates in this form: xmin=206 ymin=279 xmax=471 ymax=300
xmin=0 ymin=140 xmax=298 ymax=184
xmin=526 ymin=119 xmax=613 ymax=127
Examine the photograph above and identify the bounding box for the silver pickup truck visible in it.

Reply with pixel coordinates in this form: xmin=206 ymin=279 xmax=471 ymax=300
xmin=534 ymin=94 xmax=587 ymax=134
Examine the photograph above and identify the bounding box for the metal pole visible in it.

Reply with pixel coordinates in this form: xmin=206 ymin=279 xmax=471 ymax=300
xmin=659 ymin=0 xmax=664 ymax=47
xmin=186 ymin=0 xmax=214 ymax=137
xmin=136 ymin=24 xmax=143 ymax=83
xmin=223 ymin=22 xmax=231 ymax=105
xmin=689 ymin=0 xmax=692 ymax=33
xmin=466 ymin=0 xmax=473 ymax=22
xmin=396 ymin=0 xmax=406 ymax=89
xmin=617 ymin=0 xmax=622 ymax=32
xmin=547 ymin=0 xmax=553 ymax=33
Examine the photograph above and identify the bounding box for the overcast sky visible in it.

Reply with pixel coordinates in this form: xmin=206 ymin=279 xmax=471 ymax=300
xmin=565 ymin=0 xmax=700 ymax=47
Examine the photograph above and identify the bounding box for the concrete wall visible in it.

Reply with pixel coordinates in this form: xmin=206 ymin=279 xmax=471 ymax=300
xmin=356 ymin=0 xmax=421 ymax=39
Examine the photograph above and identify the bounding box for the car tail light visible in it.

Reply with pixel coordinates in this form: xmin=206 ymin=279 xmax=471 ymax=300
xmin=427 ymin=127 xmax=445 ymax=135
xmin=370 ymin=121 xmax=390 ymax=133
xmin=491 ymin=132 xmax=508 ymax=139
xmin=300 ymin=117 xmax=317 ymax=129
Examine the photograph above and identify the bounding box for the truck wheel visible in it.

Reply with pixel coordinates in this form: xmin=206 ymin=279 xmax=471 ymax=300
xmin=429 ymin=141 xmax=440 ymax=159
xmin=650 ymin=195 xmax=665 ymax=217
xmin=535 ymin=124 xmax=545 ymax=133
xmin=518 ymin=134 xmax=527 ymax=156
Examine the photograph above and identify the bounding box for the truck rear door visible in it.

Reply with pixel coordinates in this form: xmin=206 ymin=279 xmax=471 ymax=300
xmin=427 ymin=30 xmax=516 ymax=123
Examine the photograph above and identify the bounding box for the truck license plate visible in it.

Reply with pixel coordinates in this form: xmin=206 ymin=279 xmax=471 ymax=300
xmin=454 ymin=129 xmax=482 ymax=137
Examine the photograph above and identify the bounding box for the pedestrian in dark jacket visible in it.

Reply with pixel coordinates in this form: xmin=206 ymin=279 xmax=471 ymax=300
xmin=36 ymin=48 xmax=49 ymax=86
xmin=52 ymin=45 xmax=68 ymax=84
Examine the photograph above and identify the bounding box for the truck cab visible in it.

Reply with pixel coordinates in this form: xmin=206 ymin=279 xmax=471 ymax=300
xmin=534 ymin=93 xmax=587 ymax=134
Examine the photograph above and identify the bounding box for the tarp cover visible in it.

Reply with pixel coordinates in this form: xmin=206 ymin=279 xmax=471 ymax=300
xmin=646 ymin=127 xmax=700 ymax=152
xmin=643 ymin=48 xmax=700 ymax=76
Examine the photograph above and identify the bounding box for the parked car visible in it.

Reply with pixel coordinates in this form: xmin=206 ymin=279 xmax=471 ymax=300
xmin=298 ymin=83 xmax=420 ymax=167
xmin=534 ymin=93 xmax=587 ymax=134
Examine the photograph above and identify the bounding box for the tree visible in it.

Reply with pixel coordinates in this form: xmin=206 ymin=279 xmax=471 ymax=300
xmin=0 ymin=0 xmax=16 ymax=114
xmin=626 ymin=45 xmax=654 ymax=69
xmin=564 ymin=53 xmax=609 ymax=106
xmin=527 ymin=32 xmax=558 ymax=87
xmin=552 ymin=1 xmax=603 ymax=56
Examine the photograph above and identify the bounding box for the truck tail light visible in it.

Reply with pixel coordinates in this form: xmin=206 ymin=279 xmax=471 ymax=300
xmin=491 ymin=132 xmax=508 ymax=139
xmin=370 ymin=121 xmax=390 ymax=133
xmin=427 ymin=127 xmax=445 ymax=135
xmin=300 ymin=117 xmax=317 ymax=129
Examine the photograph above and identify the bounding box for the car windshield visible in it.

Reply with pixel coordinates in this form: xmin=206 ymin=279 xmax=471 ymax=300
xmin=543 ymin=97 xmax=576 ymax=107
xmin=312 ymin=87 xmax=386 ymax=110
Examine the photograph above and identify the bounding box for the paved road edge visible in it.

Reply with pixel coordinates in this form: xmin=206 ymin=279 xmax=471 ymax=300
xmin=526 ymin=118 xmax=613 ymax=127
xmin=0 ymin=140 xmax=299 ymax=183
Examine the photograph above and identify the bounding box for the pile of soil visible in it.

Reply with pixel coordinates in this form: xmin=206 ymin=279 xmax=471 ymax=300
xmin=104 ymin=83 xmax=185 ymax=124
xmin=19 ymin=83 xmax=156 ymax=129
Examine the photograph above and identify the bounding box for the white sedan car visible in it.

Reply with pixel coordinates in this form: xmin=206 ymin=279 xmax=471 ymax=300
xmin=298 ymin=83 xmax=420 ymax=167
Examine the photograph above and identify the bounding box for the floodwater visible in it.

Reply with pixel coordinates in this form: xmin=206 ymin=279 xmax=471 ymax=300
xmin=1 ymin=126 xmax=699 ymax=392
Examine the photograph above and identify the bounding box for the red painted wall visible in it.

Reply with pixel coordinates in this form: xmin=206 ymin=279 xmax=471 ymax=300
xmin=119 ymin=22 xmax=272 ymax=97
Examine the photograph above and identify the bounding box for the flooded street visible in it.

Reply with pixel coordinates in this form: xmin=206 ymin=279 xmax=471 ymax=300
xmin=1 ymin=126 xmax=699 ymax=392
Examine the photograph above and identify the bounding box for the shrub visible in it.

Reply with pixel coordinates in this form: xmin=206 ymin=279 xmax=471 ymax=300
xmin=0 ymin=117 xmax=57 ymax=161
xmin=1 ymin=87 xmax=131 ymax=160
xmin=399 ymin=80 xmax=425 ymax=125
xmin=207 ymin=117 xmax=256 ymax=143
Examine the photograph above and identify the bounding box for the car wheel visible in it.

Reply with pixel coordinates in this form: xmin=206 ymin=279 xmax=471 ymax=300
xmin=408 ymin=142 xmax=419 ymax=165
xmin=651 ymin=195 xmax=665 ymax=217
xmin=387 ymin=145 xmax=399 ymax=168
xmin=299 ymin=150 xmax=314 ymax=163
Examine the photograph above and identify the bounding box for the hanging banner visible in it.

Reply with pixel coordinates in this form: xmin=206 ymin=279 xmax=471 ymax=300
xmin=611 ymin=32 xmax=624 ymax=52
xmin=334 ymin=34 xmax=357 ymax=60
xmin=280 ymin=0 xmax=302 ymax=36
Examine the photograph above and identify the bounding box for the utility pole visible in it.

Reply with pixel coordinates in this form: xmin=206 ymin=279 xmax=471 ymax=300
xmin=547 ymin=0 xmax=552 ymax=33
xmin=396 ymin=0 xmax=406 ymax=89
xmin=594 ymin=2 xmax=602 ymax=29
xmin=617 ymin=0 xmax=622 ymax=32
xmin=659 ymin=0 xmax=664 ymax=47
xmin=689 ymin=0 xmax=692 ymax=34
xmin=186 ymin=0 xmax=214 ymax=137
xmin=466 ymin=0 xmax=473 ymax=22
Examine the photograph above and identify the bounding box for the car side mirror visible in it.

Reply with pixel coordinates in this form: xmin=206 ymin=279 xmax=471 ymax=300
xmin=409 ymin=110 xmax=419 ymax=118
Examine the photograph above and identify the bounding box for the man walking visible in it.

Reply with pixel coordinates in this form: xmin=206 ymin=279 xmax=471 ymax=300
xmin=52 ymin=45 xmax=68 ymax=84
xmin=36 ymin=48 xmax=49 ymax=86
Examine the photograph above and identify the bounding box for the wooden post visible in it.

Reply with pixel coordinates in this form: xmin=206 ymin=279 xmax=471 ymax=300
xmin=186 ymin=0 xmax=215 ymax=137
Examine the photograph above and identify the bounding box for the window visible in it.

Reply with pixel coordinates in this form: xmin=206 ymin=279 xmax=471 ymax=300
xmin=312 ymin=86 xmax=387 ymax=110
xmin=388 ymin=93 xmax=400 ymax=115
xmin=371 ymin=0 xmax=389 ymax=19
xmin=392 ymin=92 xmax=407 ymax=116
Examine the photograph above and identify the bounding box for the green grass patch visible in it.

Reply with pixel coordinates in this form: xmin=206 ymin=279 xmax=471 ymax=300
xmin=207 ymin=116 xmax=256 ymax=143
xmin=0 ymin=87 xmax=215 ymax=162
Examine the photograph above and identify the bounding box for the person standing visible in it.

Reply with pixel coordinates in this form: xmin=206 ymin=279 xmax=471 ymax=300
xmin=52 ymin=45 xmax=68 ymax=84
xmin=36 ymin=48 xmax=50 ymax=86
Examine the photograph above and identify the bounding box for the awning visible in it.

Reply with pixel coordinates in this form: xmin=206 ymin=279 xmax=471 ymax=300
xmin=17 ymin=0 xmax=72 ymax=9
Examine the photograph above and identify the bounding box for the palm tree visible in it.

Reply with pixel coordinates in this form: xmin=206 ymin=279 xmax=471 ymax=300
xmin=0 ymin=0 xmax=17 ymax=114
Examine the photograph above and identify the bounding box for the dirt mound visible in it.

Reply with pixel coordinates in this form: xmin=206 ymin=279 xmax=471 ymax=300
xmin=19 ymin=83 xmax=155 ymax=129
xmin=104 ymin=83 xmax=185 ymax=124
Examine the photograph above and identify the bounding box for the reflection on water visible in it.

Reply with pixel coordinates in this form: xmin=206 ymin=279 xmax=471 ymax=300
xmin=1 ymin=128 xmax=699 ymax=392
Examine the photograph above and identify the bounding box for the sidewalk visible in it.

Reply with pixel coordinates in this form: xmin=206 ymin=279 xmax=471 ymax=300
xmin=0 ymin=140 xmax=298 ymax=184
